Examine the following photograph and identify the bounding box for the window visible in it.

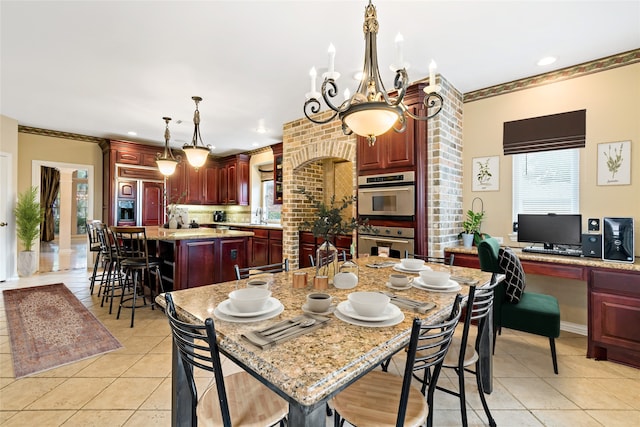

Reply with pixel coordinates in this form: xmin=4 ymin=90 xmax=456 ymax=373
xmin=261 ymin=180 xmax=282 ymax=222
xmin=512 ymin=148 xmax=580 ymax=219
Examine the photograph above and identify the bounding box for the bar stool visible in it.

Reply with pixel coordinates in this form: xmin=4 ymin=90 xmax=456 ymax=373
xmin=96 ymin=225 xmax=122 ymax=314
xmin=86 ymin=220 xmax=103 ymax=294
xmin=110 ymin=226 xmax=164 ymax=327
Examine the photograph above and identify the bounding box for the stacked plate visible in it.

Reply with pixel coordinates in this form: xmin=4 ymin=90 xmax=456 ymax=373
xmin=334 ymin=293 xmax=404 ymax=327
xmin=392 ymin=263 xmax=432 ymax=274
xmin=214 ymin=297 xmax=284 ymax=323
xmin=412 ymin=277 xmax=462 ymax=293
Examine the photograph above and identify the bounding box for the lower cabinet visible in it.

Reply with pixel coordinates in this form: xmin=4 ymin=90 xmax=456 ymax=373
xmin=233 ymin=227 xmax=283 ymax=267
xmin=299 ymin=232 xmax=353 ymax=267
xmin=589 ymin=269 xmax=640 ymax=367
xmin=158 ymin=237 xmax=247 ymax=290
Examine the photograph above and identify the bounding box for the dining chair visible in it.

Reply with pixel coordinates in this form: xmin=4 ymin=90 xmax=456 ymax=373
xmin=164 ymin=293 xmax=288 ymax=427
xmin=331 ymin=294 xmax=463 ymax=427
xmin=86 ymin=219 xmax=103 ymax=294
xmin=478 ymin=237 xmax=561 ymax=374
xmin=110 ymin=226 xmax=164 ymax=327
xmin=234 ymin=259 xmax=289 ymax=280
xmin=308 ymin=250 xmax=347 ymax=267
xmin=403 ymin=250 xmax=455 ymax=266
xmin=415 ymin=281 xmax=499 ymax=427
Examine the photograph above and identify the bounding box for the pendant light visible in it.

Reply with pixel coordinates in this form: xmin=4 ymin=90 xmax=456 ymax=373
xmin=156 ymin=117 xmax=179 ymax=176
xmin=182 ymin=96 xmax=211 ymax=168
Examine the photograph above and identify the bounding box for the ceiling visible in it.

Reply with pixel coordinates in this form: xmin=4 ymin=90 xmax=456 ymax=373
xmin=2 ymin=1 xmax=639 ymax=156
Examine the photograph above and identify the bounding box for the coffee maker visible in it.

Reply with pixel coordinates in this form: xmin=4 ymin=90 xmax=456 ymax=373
xmin=213 ymin=210 xmax=226 ymax=222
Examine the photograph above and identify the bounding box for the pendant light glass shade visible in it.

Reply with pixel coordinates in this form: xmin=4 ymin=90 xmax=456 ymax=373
xmin=156 ymin=116 xmax=179 ymax=176
xmin=182 ymin=96 xmax=211 ymax=169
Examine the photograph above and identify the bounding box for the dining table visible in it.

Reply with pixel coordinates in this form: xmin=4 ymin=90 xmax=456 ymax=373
xmin=156 ymin=256 xmax=497 ymax=427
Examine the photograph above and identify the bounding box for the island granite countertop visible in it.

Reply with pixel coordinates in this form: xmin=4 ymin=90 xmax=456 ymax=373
xmin=144 ymin=226 xmax=254 ymax=241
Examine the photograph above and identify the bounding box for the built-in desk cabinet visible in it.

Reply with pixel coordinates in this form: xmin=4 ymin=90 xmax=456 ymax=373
xmin=446 ymin=248 xmax=640 ymax=369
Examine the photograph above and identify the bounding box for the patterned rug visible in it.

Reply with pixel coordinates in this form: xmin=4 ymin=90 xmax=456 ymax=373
xmin=3 ymin=283 xmax=122 ymax=378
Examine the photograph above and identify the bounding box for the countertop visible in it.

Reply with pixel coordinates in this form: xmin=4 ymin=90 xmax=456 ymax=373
xmin=144 ymin=226 xmax=254 ymax=241
xmin=445 ymin=245 xmax=640 ymax=272
xmin=201 ymin=221 xmax=283 ymax=230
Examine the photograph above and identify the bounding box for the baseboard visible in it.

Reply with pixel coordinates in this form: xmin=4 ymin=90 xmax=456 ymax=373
xmin=560 ymin=321 xmax=588 ymax=336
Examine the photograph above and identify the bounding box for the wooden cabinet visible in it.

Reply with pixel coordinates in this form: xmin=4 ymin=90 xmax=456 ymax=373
xmin=357 ymin=118 xmax=415 ymax=173
xmin=589 ymin=269 xmax=640 ymax=368
xmin=272 ymin=143 xmax=283 ymax=204
xmin=203 ymin=162 xmax=219 ymax=204
xmin=118 ymin=180 xmax=136 ymax=199
xmin=234 ymin=227 xmax=282 ymax=267
xmin=268 ymin=230 xmax=283 ymax=264
xmin=218 ymin=154 xmax=250 ymax=205
xmin=299 ymin=232 xmax=352 ymax=267
xmin=141 ymin=181 xmax=163 ymax=226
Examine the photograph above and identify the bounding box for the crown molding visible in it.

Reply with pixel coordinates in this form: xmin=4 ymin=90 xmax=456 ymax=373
xmin=18 ymin=125 xmax=108 ymax=144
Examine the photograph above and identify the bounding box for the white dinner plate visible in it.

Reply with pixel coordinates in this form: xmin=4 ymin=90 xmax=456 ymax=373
xmin=336 ymin=301 xmax=401 ymax=322
xmin=334 ymin=309 xmax=405 ymax=328
xmin=392 ymin=264 xmax=432 ymax=273
xmin=412 ymin=278 xmax=462 ymax=292
xmin=385 ymin=282 xmax=412 ymax=290
xmin=216 ymin=297 xmax=282 ymax=318
xmin=213 ymin=303 xmax=284 ymax=323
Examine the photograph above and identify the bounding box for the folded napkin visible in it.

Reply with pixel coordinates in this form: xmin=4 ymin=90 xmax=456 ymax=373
xmin=365 ymin=261 xmax=397 ymax=269
xmin=242 ymin=314 xmax=330 ymax=349
xmin=450 ymin=275 xmax=479 ymax=285
xmin=384 ymin=293 xmax=436 ymax=314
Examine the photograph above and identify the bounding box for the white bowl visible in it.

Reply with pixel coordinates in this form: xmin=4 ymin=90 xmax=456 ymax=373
xmin=333 ymin=272 xmax=358 ymax=289
xmin=228 ymin=288 xmax=272 ymax=313
xmin=347 ymin=292 xmax=390 ymax=317
xmin=401 ymin=258 xmax=425 ymax=270
xmin=419 ymin=270 xmax=451 ymax=287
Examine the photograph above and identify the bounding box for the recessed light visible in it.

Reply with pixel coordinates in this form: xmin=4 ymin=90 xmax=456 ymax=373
xmin=127 ymin=131 xmax=137 ymax=136
xmin=537 ymin=56 xmax=556 ymax=66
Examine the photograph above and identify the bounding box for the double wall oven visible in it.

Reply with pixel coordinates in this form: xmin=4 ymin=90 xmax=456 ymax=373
xmin=357 ymin=171 xmax=415 ymax=256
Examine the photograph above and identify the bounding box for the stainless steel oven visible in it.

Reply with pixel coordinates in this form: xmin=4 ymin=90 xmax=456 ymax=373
xmin=358 ymin=226 xmax=414 ymax=258
xmin=357 ymin=171 xmax=415 ymax=219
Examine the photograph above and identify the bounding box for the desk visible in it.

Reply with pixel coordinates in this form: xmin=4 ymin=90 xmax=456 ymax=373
xmin=157 ymin=257 xmax=494 ymax=427
xmin=445 ymin=246 xmax=640 ymax=369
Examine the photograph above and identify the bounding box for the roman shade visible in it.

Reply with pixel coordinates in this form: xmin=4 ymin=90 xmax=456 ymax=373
xmin=503 ymin=109 xmax=586 ymax=155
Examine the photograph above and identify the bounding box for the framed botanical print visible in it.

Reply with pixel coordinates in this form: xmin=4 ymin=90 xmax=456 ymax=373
xmin=472 ymin=156 xmax=500 ymax=191
xmin=597 ymin=140 xmax=631 ymax=186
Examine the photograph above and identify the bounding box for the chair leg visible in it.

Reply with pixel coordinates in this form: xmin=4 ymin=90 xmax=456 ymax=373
xmin=89 ymin=251 xmax=101 ymax=294
xmin=550 ymin=337 xmax=559 ymax=374
xmin=475 ymin=361 xmax=497 ymax=427
xmin=456 ymin=367 xmax=468 ymax=427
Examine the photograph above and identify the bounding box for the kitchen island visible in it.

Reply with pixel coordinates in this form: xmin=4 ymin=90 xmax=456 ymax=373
xmin=146 ymin=227 xmax=254 ymax=290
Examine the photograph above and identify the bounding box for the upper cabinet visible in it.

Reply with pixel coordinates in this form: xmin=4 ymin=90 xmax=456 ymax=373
xmin=218 ymin=154 xmax=250 ymax=205
xmin=357 ymin=122 xmax=415 ymax=174
xmin=272 ymin=143 xmax=283 ymax=204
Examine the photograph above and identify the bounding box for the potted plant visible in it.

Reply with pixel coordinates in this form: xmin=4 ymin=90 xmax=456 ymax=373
xmin=459 ymin=209 xmax=486 ymax=248
xmin=296 ymin=187 xmax=368 ymax=282
xmin=14 ymin=186 xmax=44 ymax=276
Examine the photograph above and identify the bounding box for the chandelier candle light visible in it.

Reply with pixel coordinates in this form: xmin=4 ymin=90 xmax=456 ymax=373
xmin=303 ymin=0 xmax=443 ymax=146
xmin=156 ymin=117 xmax=180 ymax=176
xmin=182 ymin=96 xmax=211 ymax=169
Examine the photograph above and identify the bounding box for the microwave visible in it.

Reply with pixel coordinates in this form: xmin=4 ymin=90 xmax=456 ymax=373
xmin=357 ymin=171 xmax=415 ymax=219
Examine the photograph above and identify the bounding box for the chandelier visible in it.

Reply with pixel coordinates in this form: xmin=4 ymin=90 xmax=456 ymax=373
xmin=156 ymin=116 xmax=180 ymax=176
xmin=303 ymin=0 xmax=443 ymax=146
xmin=182 ymin=96 xmax=211 ymax=168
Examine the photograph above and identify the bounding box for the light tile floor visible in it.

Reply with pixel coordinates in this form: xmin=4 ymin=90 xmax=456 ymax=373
xmin=1 ymin=266 xmax=639 ymax=426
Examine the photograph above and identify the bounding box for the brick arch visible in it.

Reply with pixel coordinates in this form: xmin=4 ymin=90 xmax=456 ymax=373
xmin=289 ymin=139 xmax=355 ymax=171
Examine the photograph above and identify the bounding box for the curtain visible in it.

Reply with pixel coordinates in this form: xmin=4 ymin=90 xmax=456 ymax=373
xmin=503 ymin=109 xmax=586 ymax=155
xmin=40 ymin=166 xmax=60 ymax=242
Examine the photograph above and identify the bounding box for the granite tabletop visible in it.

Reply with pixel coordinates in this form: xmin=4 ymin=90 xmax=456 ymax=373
xmin=156 ymin=256 xmax=493 ymax=408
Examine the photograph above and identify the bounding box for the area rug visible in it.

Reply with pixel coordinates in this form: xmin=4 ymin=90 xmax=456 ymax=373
xmin=3 ymin=283 xmax=122 ymax=378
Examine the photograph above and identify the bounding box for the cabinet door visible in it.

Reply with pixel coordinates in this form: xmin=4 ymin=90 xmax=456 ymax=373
xmin=385 ymin=121 xmax=415 ymax=169
xmin=218 ymin=166 xmax=228 ymax=204
xmin=237 ymin=158 xmax=250 ymax=206
xmin=269 ymin=239 xmax=283 ymax=265
xmin=251 ymin=238 xmax=270 ymax=267
xmin=118 ymin=180 xmax=136 ymax=199
xmin=226 ymin=163 xmax=237 ymax=204
xmin=300 ymin=243 xmax=315 ymax=268
xmin=357 ymin=136 xmax=384 ymax=172
xmin=203 ymin=162 xmax=219 ymax=205
xmin=167 ymin=162 xmax=185 ymax=204
xmin=591 ymin=291 xmax=640 ymax=353
xmin=176 ymin=240 xmax=216 ymax=289
xmin=218 ymin=238 xmax=246 ymax=282
xmin=273 ymin=143 xmax=283 ymax=204
xmin=141 ymin=181 xmax=164 ymax=226
xmin=184 ymin=166 xmax=203 ymax=205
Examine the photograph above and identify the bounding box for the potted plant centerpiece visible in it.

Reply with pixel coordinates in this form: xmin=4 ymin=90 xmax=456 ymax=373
xmin=459 ymin=209 xmax=487 ymax=248
xmin=14 ymin=186 xmax=44 ymax=277
xmin=296 ymin=188 xmax=367 ymax=283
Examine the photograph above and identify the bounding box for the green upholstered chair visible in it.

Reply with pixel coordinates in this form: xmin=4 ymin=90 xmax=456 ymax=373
xmin=477 ymin=237 xmax=561 ymax=374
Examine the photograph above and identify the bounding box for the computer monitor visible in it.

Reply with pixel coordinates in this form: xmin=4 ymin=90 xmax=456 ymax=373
xmin=517 ymin=213 xmax=582 ymax=249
